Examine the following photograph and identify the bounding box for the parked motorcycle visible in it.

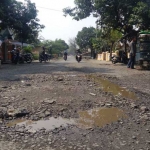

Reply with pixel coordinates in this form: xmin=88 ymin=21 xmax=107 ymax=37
xmin=111 ymin=55 xmax=120 ymax=64
xmin=76 ymin=54 xmax=82 ymax=63
xmin=23 ymin=53 xmax=32 ymax=63
xmin=11 ymin=49 xmax=19 ymax=64
xmin=111 ymin=52 xmax=128 ymax=64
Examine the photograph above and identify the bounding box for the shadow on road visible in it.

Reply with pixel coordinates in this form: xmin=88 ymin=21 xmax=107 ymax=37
xmin=0 ymin=61 xmax=114 ymax=81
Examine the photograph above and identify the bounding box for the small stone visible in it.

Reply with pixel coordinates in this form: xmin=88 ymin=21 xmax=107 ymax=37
xmin=89 ymin=93 xmax=96 ymax=96
xmin=31 ymin=145 xmax=36 ymax=148
xmin=132 ymin=136 xmax=136 ymax=139
xmin=43 ymin=99 xmax=56 ymax=104
xmin=24 ymin=140 xmax=28 ymax=143
xmin=62 ymin=137 xmax=66 ymax=141
xmin=140 ymin=106 xmax=148 ymax=112
xmin=101 ymin=103 xmax=105 ymax=107
xmin=45 ymin=111 xmax=51 ymax=116
xmin=131 ymin=103 xmax=138 ymax=109
xmin=57 ymin=77 xmax=64 ymax=81
xmin=106 ymin=103 xmax=112 ymax=107
xmin=140 ymin=115 xmax=149 ymax=121
xmin=146 ymin=141 xmax=150 ymax=144
xmin=39 ymin=113 xmax=45 ymax=118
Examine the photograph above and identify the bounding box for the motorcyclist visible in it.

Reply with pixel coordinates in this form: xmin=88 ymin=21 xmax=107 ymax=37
xmin=63 ymin=51 xmax=68 ymax=60
xmin=41 ymin=47 xmax=46 ymax=60
xmin=76 ymin=49 xmax=82 ymax=61
xmin=64 ymin=51 xmax=68 ymax=56
xmin=42 ymin=47 xmax=46 ymax=55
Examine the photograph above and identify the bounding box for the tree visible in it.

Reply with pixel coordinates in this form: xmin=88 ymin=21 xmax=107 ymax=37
xmin=129 ymin=2 xmax=150 ymax=30
xmin=41 ymin=39 xmax=69 ymax=55
xmin=105 ymin=29 xmax=122 ymax=59
xmin=0 ymin=0 xmax=44 ymax=44
xmin=53 ymin=39 xmax=69 ymax=54
xmin=76 ymin=27 xmax=96 ymax=56
xmin=63 ymin=0 xmax=150 ymax=36
xmin=92 ymin=29 xmax=108 ymax=53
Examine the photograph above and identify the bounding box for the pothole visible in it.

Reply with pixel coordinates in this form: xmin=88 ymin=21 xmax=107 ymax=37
xmin=88 ymin=75 xmax=137 ymax=100
xmin=7 ymin=108 xmax=127 ymax=131
xmin=7 ymin=117 xmax=75 ymax=132
xmin=77 ymin=107 xmax=127 ymax=129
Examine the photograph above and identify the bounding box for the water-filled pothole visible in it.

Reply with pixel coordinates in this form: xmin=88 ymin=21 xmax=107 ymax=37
xmin=77 ymin=107 xmax=127 ymax=129
xmin=7 ymin=117 xmax=75 ymax=132
xmin=88 ymin=75 xmax=137 ymax=100
xmin=7 ymin=108 xmax=126 ymax=131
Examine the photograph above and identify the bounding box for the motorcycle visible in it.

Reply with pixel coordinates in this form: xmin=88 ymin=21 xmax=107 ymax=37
xmin=45 ymin=53 xmax=51 ymax=61
xmin=76 ymin=53 xmax=82 ymax=63
xmin=39 ymin=53 xmax=47 ymax=63
xmin=111 ymin=55 xmax=120 ymax=64
xmin=111 ymin=52 xmax=128 ymax=64
xmin=23 ymin=53 xmax=32 ymax=63
xmin=11 ymin=49 xmax=19 ymax=64
xmin=64 ymin=55 xmax=67 ymax=61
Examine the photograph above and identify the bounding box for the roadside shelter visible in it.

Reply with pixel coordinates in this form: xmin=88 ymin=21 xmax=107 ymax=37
xmin=0 ymin=29 xmax=32 ymax=63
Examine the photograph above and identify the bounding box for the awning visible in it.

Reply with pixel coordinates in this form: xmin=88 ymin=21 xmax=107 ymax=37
xmin=11 ymin=41 xmax=30 ymax=46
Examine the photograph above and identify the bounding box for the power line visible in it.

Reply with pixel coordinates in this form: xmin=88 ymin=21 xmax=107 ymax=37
xmin=36 ymin=6 xmax=63 ymax=12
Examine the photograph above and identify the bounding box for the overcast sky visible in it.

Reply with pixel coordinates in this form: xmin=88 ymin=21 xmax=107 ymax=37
xmin=17 ymin=0 xmax=96 ymax=43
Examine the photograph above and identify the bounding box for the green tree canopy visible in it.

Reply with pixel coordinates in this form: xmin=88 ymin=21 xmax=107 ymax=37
xmin=64 ymin=0 xmax=150 ymax=36
xmin=92 ymin=29 xmax=108 ymax=53
xmin=0 ymin=0 xmax=44 ymax=43
xmin=76 ymin=27 xmax=96 ymax=51
xmin=41 ymin=39 xmax=69 ymax=55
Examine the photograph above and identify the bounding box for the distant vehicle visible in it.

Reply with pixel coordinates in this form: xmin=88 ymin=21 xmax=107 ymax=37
xmin=76 ymin=53 xmax=82 ymax=63
xmin=136 ymin=31 xmax=150 ymax=68
xmin=64 ymin=55 xmax=67 ymax=61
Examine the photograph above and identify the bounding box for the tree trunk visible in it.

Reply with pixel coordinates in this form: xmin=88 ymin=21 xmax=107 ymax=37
xmin=91 ymin=48 xmax=93 ymax=58
xmin=109 ymin=42 xmax=114 ymax=61
xmin=124 ymin=37 xmax=127 ymax=53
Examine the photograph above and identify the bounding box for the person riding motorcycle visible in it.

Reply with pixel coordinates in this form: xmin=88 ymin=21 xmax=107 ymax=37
xmin=63 ymin=51 xmax=68 ymax=60
xmin=76 ymin=49 xmax=82 ymax=61
xmin=64 ymin=51 xmax=68 ymax=56
xmin=42 ymin=47 xmax=46 ymax=57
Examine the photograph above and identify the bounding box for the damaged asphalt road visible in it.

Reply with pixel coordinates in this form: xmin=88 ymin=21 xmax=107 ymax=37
xmin=0 ymin=56 xmax=150 ymax=150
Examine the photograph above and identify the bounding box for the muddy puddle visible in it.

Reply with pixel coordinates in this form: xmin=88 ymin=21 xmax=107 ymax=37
xmin=7 ymin=117 xmax=75 ymax=132
xmin=88 ymin=75 xmax=137 ymax=100
xmin=77 ymin=107 xmax=127 ymax=129
xmin=7 ymin=108 xmax=127 ymax=131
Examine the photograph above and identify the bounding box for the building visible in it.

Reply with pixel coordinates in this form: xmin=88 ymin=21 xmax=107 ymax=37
xmin=0 ymin=28 xmax=31 ymax=63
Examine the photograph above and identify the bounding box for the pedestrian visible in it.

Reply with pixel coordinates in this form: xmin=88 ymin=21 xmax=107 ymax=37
xmin=127 ymin=36 xmax=137 ymax=69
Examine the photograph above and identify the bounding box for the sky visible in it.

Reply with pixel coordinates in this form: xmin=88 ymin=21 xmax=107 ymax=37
xmin=17 ymin=0 xmax=97 ymax=43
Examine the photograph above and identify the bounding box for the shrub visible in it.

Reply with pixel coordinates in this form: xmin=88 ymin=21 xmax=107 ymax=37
xmin=33 ymin=54 xmax=39 ymax=60
xmin=23 ymin=46 xmax=33 ymax=53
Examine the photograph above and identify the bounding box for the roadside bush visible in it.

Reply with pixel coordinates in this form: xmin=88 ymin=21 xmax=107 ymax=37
xmin=33 ymin=54 xmax=39 ymax=60
xmin=23 ymin=46 xmax=33 ymax=53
